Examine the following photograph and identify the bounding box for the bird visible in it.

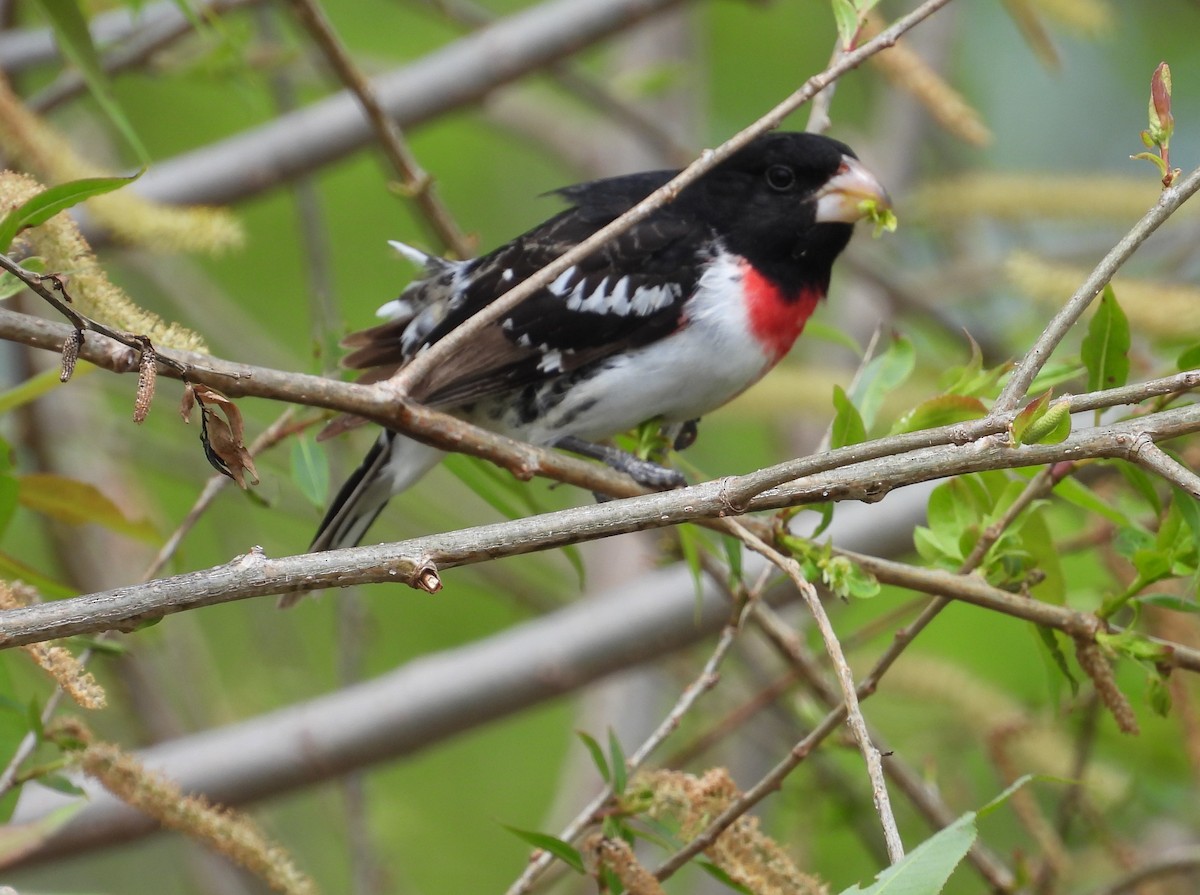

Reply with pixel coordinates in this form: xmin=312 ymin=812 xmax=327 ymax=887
xmin=309 ymin=131 xmax=889 ymax=557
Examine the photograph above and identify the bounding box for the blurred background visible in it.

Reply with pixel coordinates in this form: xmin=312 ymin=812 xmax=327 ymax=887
xmin=2 ymin=0 xmax=1200 ymax=893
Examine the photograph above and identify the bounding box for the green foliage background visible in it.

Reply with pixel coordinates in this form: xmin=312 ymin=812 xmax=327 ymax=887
xmin=3 ymin=1 xmax=1200 ymax=893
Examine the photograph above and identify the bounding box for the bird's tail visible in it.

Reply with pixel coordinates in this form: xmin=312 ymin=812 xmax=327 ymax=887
xmin=280 ymin=432 xmax=443 ymax=607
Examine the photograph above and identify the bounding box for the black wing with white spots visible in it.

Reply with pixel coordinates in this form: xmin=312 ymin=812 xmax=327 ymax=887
xmin=345 ymin=170 xmax=713 ymax=407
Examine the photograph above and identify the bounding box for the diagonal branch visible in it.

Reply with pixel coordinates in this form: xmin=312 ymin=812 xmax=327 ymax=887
xmin=728 ymin=520 xmax=905 ymax=863
xmin=285 ymin=0 xmax=472 ymax=258
xmin=124 ymin=0 xmax=696 ymax=209
xmin=995 ymin=162 xmax=1200 ymax=412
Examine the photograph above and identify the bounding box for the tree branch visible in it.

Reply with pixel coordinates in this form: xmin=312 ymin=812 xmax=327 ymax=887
xmin=995 ymin=162 xmax=1200 ymax=411
xmin=5 ymin=401 xmax=1200 ymax=646
xmin=729 ymin=521 xmax=906 ymax=863
xmin=285 ymin=0 xmax=472 ymax=258
xmin=121 ymin=0 xmax=695 ymax=210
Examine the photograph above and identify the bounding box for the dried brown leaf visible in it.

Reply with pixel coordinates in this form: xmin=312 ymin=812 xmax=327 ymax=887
xmin=183 ymin=385 xmax=260 ymax=489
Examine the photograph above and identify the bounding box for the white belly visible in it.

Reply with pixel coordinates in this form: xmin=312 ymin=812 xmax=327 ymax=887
xmin=508 ymin=254 xmax=776 ymax=443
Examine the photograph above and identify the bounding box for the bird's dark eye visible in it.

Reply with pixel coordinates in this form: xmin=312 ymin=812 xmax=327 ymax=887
xmin=765 ymin=165 xmax=796 ymax=192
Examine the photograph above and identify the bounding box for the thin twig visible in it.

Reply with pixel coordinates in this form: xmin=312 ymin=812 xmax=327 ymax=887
xmin=0 ymin=409 xmax=305 ymax=800
xmin=0 ymin=254 xmax=187 ymax=379
xmin=748 ymin=601 xmax=1015 ymax=892
xmin=653 ymin=455 xmax=1078 ymax=881
xmin=388 ymin=0 xmax=956 ymax=398
xmin=504 ymin=597 xmax=753 ymax=895
xmin=26 ymin=0 xmax=263 ymax=113
xmin=995 ymin=162 xmax=1200 ymax=412
xmin=723 ymin=520 xmax=905 ymax=863
xmin=1128 ymin=438 xmax=1200 ymax=498
xmin=805 ymin=43 xmax=846 ymax=134
xmin=411 ymin=0 xmax=692 ymax=164
xmin=286 ymin=0 xmax=472 ymax=257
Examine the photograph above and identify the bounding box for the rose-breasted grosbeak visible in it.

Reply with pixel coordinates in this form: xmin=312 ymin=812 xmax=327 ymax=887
xmin=311 ymin=131 xmax=889 ymax=553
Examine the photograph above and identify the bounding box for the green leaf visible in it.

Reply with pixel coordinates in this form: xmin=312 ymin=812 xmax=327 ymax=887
xmin=1171 ymin=486 xmax=1200 ymax=546
xmin=0 ymin=172 xmax=141 ymax=253
xmin=808 ymin=502 xmax=835 ymax=538
xmin=501 ymin=826 xmax=585 ymax=875
xmin=804 ymin=320 xmax=863 ymax=356
xmin=859 ymin=198 xmax=898 ymax=237
xmin=890 ymin=395 xmax=986 ymax=436
xmin=830 ymin=385 xmax=867 ymax=449
xmin=0 ymin=437 xmax=16 ymax=542
xmin=839 ymin=776 xmax=1033 ymax=895
xmin=831 ymin=0 xmax=859 ymax=48
xmin=852 ymin=335 xmax=915 ymax=430
xmin=29 ymin=0 xmax=149 ymax=164
xmin=17 ymin=473 xmax=158 ymax=542
xmin=36 ymin=773 xmax=86 ymax=798
xmin=0 ymin=272 xmax=29 ymax=301
xmin=1026 ymin=361 xmax=1086 ymax=395
xmin=608 ymin=728 xmax=627 ymax=795
xmin=0 ymin=364 xmax=96 ymax=417
xmin=0 ymin=803 xmax=85 ymax=865
xmin=1010 ymin=391 xmax=1050 ymax=446
xmin=837 ymin=811 xmax=976 ymax=894
xmin=721 ymin=533 xmax=744 ymax=586
xmin=0 ymin=474 xmax=16 ymax=543
xmin=0 ymin=551 xmax=75 ymax=598
xmin=1081 ymin=285 xmax=1130 ymax=396
xmin=1051 ymin=476 xmax=1131 ymax=527
xmin=941 ymin=337 xmax=1011 ymax=399
xmin=0 ymin=656 xmax=28 ymax=824
xmin=289 ymin=435 xmax=330 ymax=509
xmin=1022 ymin=509 xmax=1066 ymax=604
xmin=1117 ymin=463 xmax=1162 ymax=516
xmin=1177 ymin=342 xmax=1200 ymax=372
xmin=828 ymin=555 xmax=881 ymax=599
xmin=1020 ymin=398 xmax=1071 ymax=445
xmin=576 ymin=731 xmax=610 ymax=783
xmin=1148 ymin=670 xmax=1172 ymax=716
xmin=698 ymin=860 xmax=755 ymax=895
xmin=1096 ymin=630 xmax=1171 ymax=663
xmin=1034 ymin=625 xmax=1078 ymax=696
xmin=1136 ymin=593 xmax=1200 ymax=614
xmin=676 ymin=523 xmax=705 ymax=597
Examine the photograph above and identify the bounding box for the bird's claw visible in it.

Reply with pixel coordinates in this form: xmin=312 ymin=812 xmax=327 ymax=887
xmin=555 ymin=435 xmax=687 ymax=491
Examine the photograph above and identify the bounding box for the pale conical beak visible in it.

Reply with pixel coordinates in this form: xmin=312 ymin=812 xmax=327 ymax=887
xmin=814 ymin=155 xmax=892 ymax=224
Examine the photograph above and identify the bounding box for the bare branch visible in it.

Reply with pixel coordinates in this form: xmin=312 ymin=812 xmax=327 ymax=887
xmin=1128 ymin=438 xmax=1200 ymax=498
xmin=5 ymin=402 xmax=1200 ymax=646
xmin=995 ymin=162 xmax=1200 ymax=411
xmin=748 ymin=601 xmax=1016 ymax=891
xmin=26 ymin=0 xmax=264 ymax=113
xmin=505 ymin=597 xmax=751 ymax=895
xmin=124 ymin=0 xmax=697 ymax=209
xmin=285 ymin=0 xmax=472 ymax=257
xmin=0 ymin=0 xmax=252 ymax=71
xmin=7 ymin=563 xmax=739 ymax=866
xmin=728 ymin=521 xmax=906 ymax=863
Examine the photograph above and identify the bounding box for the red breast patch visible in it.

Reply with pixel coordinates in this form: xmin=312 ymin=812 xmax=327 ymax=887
xmin=741 ymin=262 xmax=822 ymax=363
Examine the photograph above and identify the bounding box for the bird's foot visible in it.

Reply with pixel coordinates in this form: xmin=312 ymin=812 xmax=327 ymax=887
xmin=554 ymin=436 xmax=687 ymax=490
